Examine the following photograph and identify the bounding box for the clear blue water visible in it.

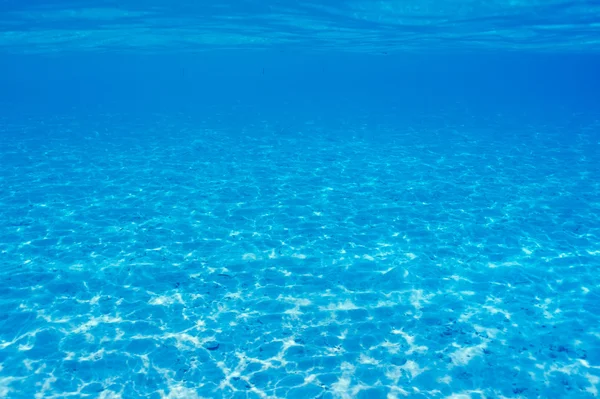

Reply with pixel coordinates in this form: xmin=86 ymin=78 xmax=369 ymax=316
xmin=1 ymin=1 xmax=600 ymax=399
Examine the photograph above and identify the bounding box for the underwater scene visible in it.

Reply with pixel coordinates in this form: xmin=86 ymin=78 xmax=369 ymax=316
xmin=1 ymin=1 xmax=600 ymax=398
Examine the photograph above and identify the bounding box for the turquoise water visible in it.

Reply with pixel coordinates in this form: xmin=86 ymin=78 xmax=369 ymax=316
xmin=1 ymin=0 xmax=600 ymax=52
xmin=1 ymin=1 xmax=600 ymax=399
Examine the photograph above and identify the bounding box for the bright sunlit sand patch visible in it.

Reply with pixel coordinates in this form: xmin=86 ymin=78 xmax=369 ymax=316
xmin=449 ymin=343 xmax=487 ymax=367
xmin=149 ymin=293 xmax=185 ymax=306
xmin=321 ymin=300 xmax=359 ymax=311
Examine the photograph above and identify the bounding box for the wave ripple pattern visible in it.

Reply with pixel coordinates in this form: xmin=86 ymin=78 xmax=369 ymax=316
xmin=1 ymin=116 xmax=599 ymax=398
